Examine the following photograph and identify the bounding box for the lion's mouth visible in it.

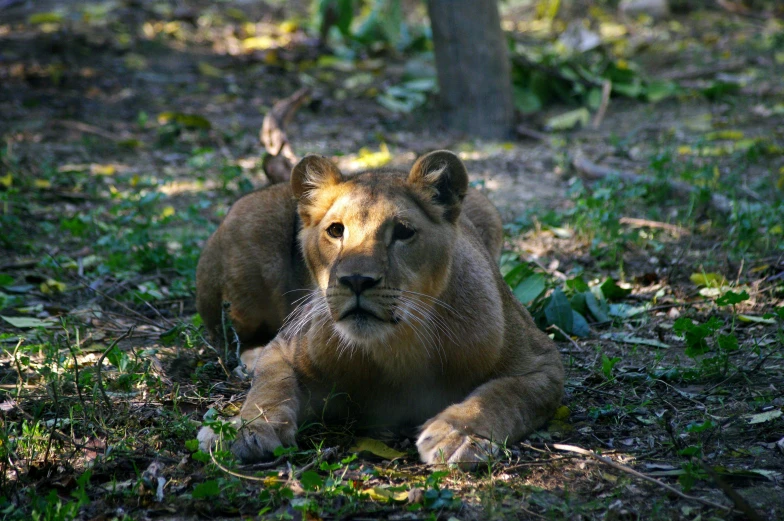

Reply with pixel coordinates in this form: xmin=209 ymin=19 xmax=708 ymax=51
xmin=340 ymin=307 xmax=383 ymax=322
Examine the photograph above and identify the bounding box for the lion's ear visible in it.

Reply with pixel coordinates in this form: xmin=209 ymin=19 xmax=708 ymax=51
xmin=407 ymin=150 xmax=468 ymax=222
xmin=291 ymin=155 xmax=343 ymax=200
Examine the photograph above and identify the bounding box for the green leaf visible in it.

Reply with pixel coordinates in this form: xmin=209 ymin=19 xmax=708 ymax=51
xmin=1 ymin=316 xmax=53 ymax=329
xmin=0 ymin=274 xmax=13 ymax=287
xmin=513 ymin=87 xmax=542 ymax=115
xmin=571 ymin=310 xmax=590 ymax=338
xmin=545 ymin=108 xmax=590 ymax=131
xmin=645 ymin=80 xmax=677 ymax=103
xmin=185 ymin=439 xmax=199 ymax=452
xmin=192 ymin=451 xmax=211 ymax=463
xmin=299 ymin=470 xmax=324 ymax=491
xmin=349 ymin=438 xmax=405 ymax=460
xmin=585 ymin=292 xmax=610 ymax=323
xmin=600 ymin=278 xmax=631 ymax=301
xmin=601 ymin=354 xmax=620 ymax=380
xmin=716 ymin=334 xmax=739 ymax=352
xmin=192 ymin=480 xmax=221 ymax=499
xmin=566 ymin=277 xmax=590 ymax=293
xmin=716 ymin=290 xmax=750 ymax=306
xmin=504 ymin=263 xmax=534 ymax=288
xmin=514 ymin=274 xmax=546 ymax=305
xmin=544 ymin=288 xmax=573 ymax=335
xmin=570 ymin=292 xmax=587 ymax=314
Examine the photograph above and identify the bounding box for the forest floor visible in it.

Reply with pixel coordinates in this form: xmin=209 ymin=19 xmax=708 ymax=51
xmin=1 ymin=1 xmax=783 ymax=520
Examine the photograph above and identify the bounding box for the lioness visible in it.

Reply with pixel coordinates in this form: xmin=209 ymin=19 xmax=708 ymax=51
xmin=197 ymin=151 xmax=564 ymax=465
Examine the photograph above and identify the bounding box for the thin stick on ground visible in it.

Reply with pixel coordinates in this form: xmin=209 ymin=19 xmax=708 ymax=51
xmin=96 ymin=326 xmax=135 ymax=409
xmin=526 ymin=443 xmax=736 ymax=514
xmin=572 ymin=151 xmax=735 ymax=214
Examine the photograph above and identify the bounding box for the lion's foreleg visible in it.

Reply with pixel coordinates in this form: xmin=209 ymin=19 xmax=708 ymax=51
xmin=417 ymin=365 xmax=563 ymax=468
xmin=199 ymin=339 xmax=301 ymax=462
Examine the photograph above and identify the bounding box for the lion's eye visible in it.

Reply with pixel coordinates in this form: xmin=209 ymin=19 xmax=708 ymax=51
xmin=393 ymin=222 xmax=416 ymax=241
xmin=326 ymin=223 xmax=344 ymax=239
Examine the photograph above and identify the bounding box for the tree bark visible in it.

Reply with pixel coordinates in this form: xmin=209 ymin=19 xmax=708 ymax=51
xmin=427 ymin=0 xmax=514 ymax=139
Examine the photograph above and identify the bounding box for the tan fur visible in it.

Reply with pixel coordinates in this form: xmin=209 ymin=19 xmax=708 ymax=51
xmin=197 ymin=151 xmax=563 ymax=466
xmin=196 ymin=169 xmax=502 ymax=350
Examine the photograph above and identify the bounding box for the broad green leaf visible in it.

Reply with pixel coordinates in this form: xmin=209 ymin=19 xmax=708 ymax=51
xmin=545 ymin=108 xmax=590 ymax=131
xmin=513 ymin=87 xmax=542 ymax=115
xmin=747 ymin=410 xmax=782 ymax=424
xmin=585 ymin=292 xmax=610 ymax=323
xmin=1 ymin=316 xmax=53 ymax=329
xmin=503 ymin=262 xmax=534 ymax=288
xmin=566 ymin=276 xmax=590 ymax=293
xmin=645 ymin=80 xmax=677 ymax=103
xmin=570 ymin=292 xmax=587 ymax=314
xmin=600 ymin=278 xmax=631 ymax=301
xmin=514 ymin=274 xmax=546 ymax=305
xmin=544 ymin=288 xmax=573 ymax=334
xmin=716 ymin=290 xmax=750 ymax=306
xmin=299 ymin=470 xmax=323 ymax=491
xmin=192 ymin=480 xmax=220 ymax=498
xmin=571 ymin=310 xmax=590 ymax=338
xmin=349 ymin=438 xmax=405 ymax=460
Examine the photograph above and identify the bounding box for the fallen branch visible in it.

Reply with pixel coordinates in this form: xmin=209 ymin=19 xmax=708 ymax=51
xmin=591 ymin=80 xmax=612 ymax=129
xmin=699 ymin=460 xmax=765 ymax=521
xmin=260 ymin=88 xmax=311 ymax=184
xmin=619 ymin=217 xmax=690 ymax=236
xmin=572 ymin=151 xmax=733 ymax=214
xmin=525 ymin=443 xmax=735 ymax=514
xmin=660 ymin=59 xmax=748 ymax=81
xmin=53 ymin=120 xmax=124 ymax=142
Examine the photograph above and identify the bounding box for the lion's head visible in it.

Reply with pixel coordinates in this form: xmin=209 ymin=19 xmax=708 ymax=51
xmin=287 ymin=151 xmax=469 ymax=351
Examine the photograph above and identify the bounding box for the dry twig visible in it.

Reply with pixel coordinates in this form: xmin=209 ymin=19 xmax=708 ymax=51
xmin=260 ymin=88 xmax=311 ymax=184
xmin=527 ymin=443 xmax=736 ymax=514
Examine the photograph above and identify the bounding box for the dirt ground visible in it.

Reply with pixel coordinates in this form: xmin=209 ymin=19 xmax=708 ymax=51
xmin=1 ymin=1 xmax=783 ymax=520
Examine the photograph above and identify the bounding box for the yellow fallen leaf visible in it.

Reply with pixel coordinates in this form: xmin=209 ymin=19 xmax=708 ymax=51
xmin=690 ymin=272 xmax=726 ymax=288
xmin=242 ymin=36 xmax=275 ymax=51
xmin=41 ymin=279 xmax=67 ymax=294
xmin=34 ymin=179 xmax=51 ymax=189
xmin=279 ymin=20 xmax=298 ymax=33
xmin=361 ymin=487 xmax=408 ymax=502
xmin=29 ymin=12 xmax=64 ymax=24
xmin=0 ymin=173 xmax=12 ymax=188
xmin=705 ymin=130 xmax=743 ymax=141
xmin=91 ymin=164 xmax=116 ymax=176
xmin=553 ymin=405 xmax=570 ymax=421
xmin=349 ymin=437 xmax=405 ymax=460
xmin=353 ymin=143 xmax=392 ymax=169
xmin=160 ymin=206 xmax=175 ymax=219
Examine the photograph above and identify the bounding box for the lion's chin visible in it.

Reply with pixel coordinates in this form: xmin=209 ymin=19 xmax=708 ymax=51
xmin=333 ymin=313 xmax=394 ymax=346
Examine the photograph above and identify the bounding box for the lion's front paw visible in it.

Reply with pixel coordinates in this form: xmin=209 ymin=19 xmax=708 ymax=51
xmin=416 ymin=420 xmax=498 ymax=469
xmin=231 ymin=415 xmax=298 ymax=463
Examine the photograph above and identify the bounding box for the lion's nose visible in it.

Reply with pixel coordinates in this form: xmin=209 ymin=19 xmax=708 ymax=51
xmin=339 ymin=274 xmax=381 ymax=295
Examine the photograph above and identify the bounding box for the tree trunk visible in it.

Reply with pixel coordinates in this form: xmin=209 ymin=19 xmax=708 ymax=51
xmin=427 ymin=0 xmax=514 ymax=139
